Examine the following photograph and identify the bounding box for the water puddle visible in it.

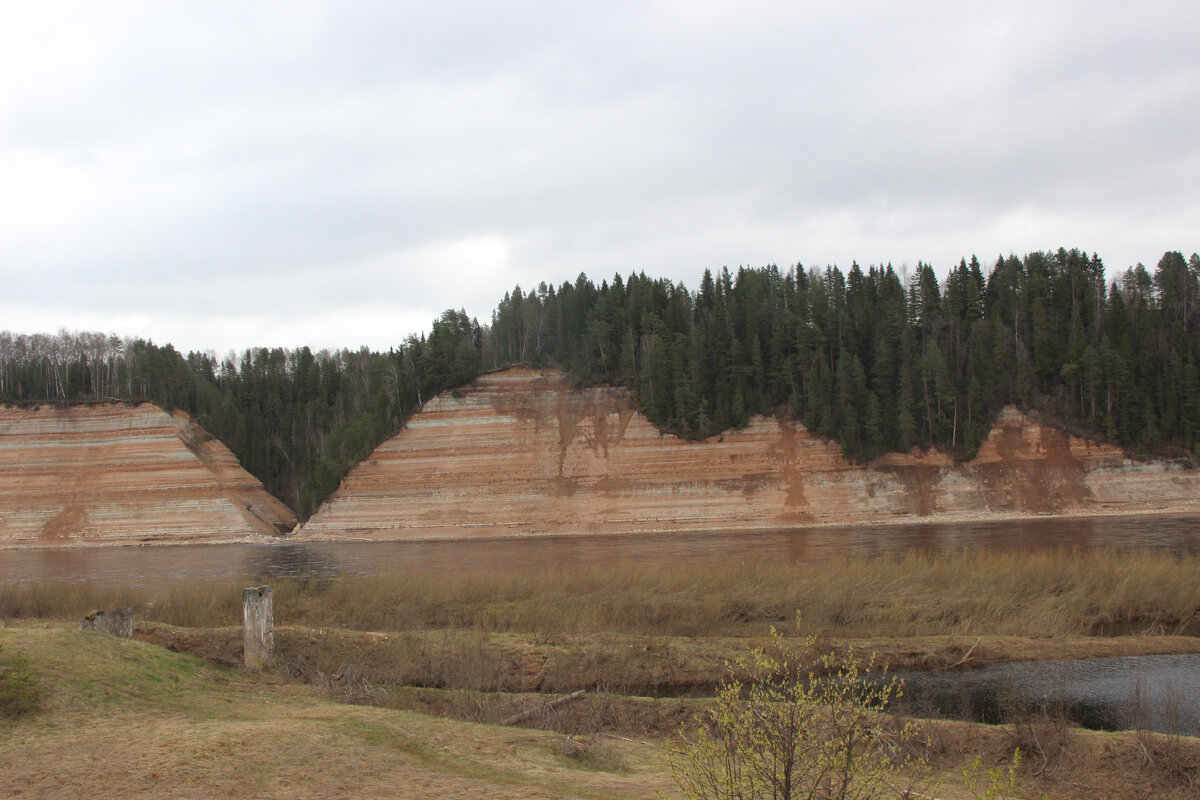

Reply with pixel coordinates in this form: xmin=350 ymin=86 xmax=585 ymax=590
xmin=898 ymin=654 xmax=1200 ymax=736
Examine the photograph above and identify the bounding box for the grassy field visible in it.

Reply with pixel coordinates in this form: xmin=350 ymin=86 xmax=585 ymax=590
xmin=5 ymin=548 xmax=1200 ymax=798
xmin=3 ymin=621 xmax=1200 ymax=799
xmin=0 ymin=622 xmax=673 ymax=799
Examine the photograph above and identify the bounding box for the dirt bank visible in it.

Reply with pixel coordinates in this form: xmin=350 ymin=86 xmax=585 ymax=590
xmin=0 ymin=403 xmax=295 ymax=547
xmin=4 ymin=369 xmax=1197 ymax=549
xmin=298 ymin=367 xmax=1200 ymax=541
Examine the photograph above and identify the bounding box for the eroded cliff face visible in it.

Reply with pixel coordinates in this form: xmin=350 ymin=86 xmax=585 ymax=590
xmin=0 ymin=403 xmax=296 ymax=547
xmin=299 ymin=367 xmax=1200 ymax=540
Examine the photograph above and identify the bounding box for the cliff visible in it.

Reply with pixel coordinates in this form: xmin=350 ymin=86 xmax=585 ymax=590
xmin=0 ymin=403 xmax=296 ymax=547
xmin=298 ymin=367 xmax=1200 ymax=540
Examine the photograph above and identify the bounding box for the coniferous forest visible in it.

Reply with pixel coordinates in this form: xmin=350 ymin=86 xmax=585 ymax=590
xmin=2 ymin=248 xmax=1198 ymax=519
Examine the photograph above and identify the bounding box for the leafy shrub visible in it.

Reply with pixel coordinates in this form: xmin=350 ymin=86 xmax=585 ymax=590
xmin=670 ymin=618 xmax=928 ymax=800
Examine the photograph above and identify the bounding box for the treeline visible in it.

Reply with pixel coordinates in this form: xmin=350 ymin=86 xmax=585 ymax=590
xmin=487 ymin=248 xmax=1200 ymax=459
xmin=2 ymin=247 xmax=1198 ymax=518
xmin=0 ymin=311 xmax=481 ymax=519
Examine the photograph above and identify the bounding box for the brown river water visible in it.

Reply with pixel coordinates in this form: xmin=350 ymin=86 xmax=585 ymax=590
xmin=2 ymin=513 xmax=1199 ymax=589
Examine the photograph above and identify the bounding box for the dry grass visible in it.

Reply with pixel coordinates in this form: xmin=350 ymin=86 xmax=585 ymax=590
xmin=134 ymin=623 xmax=1200 ymax=703
xmin=3 ymin=623 xmax=1199 ymax=799
xmin=5 ymin=548 xmax=1200 ymax=640
xmin=7 ymin=543 xmax=1200 ymax=799
xmin=0 ymin=622 xmax=673 ymax=800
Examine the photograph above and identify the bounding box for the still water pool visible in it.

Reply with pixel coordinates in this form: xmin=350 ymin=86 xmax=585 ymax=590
xmin=900 ymin=653 xmax=1200 ymax=737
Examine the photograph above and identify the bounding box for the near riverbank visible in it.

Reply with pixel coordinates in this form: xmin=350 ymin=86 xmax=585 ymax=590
xmin=4 ymin=619 xmax=1199 ymax=799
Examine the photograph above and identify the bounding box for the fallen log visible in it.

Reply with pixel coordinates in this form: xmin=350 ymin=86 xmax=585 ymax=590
xmin=502 ymin=689 xmax=587 ymax=727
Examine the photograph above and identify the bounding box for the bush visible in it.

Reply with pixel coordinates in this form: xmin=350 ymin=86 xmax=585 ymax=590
xmin=0 ymin=643 xmax=44 ymax=718
xmin=670 ymin=618 xmax=927 ymax=800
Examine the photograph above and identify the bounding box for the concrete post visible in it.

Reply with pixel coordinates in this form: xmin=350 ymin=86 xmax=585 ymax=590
xmin=243 ymin=586 xmax=274 ymax=670
xmin=79 ymin=608 xmax=134 ymax=638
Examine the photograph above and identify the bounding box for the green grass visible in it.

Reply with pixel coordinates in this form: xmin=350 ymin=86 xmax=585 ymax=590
xmin=0 ymin=640 xmax=42 ymax=717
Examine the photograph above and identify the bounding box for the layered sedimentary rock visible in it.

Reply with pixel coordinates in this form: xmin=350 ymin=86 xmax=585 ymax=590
xmin=300 ymin=367 xmax=1200 ymax=540
xmin=0 ymin=403 xmax=295 ymax=546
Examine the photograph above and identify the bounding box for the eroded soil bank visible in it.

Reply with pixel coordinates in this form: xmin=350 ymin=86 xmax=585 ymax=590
xmin=5 ymin=368 xmax=1199 ymax=548
xmin=299 ymin=368 xmax=1200 ymax=541
xmin=0 ymin=403 xmax=295 ymax=547
xmin=136 ymin=623 xmax=1200 ymax=700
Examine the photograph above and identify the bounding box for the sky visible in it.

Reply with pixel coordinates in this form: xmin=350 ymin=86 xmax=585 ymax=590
xmin=2 ymin=1 xmax=1198 ymax=356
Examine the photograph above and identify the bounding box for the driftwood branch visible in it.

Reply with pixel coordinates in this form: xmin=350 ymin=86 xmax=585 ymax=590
xmin=944 ymin=637 xmax=982 ymax=670
xmin=503 ymin=690 xmax=587 ymax=727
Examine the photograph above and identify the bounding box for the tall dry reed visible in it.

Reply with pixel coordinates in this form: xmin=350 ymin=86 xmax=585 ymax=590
xmin=3 ymin=549 xmax=1198 ymax=639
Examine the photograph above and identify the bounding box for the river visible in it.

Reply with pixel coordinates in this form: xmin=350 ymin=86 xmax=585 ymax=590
xmin=2 ymin=512 xmax=1198 ymax=589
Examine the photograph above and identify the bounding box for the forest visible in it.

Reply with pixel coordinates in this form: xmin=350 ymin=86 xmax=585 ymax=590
xmin=2 ymin=247 xmax=1198 ymax=519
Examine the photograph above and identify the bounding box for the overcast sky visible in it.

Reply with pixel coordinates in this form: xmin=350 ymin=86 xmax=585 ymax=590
xmin=2 ymin=1 xmax=1198 ymax=355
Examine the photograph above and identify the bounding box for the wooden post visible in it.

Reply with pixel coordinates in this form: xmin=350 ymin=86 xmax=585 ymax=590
xmin=243 ymin=586 xmax=274 ymax=670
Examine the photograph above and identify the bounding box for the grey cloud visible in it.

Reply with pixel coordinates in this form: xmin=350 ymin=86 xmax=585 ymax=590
xmin=2 ymin=1 xmax=1197 ymax=353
